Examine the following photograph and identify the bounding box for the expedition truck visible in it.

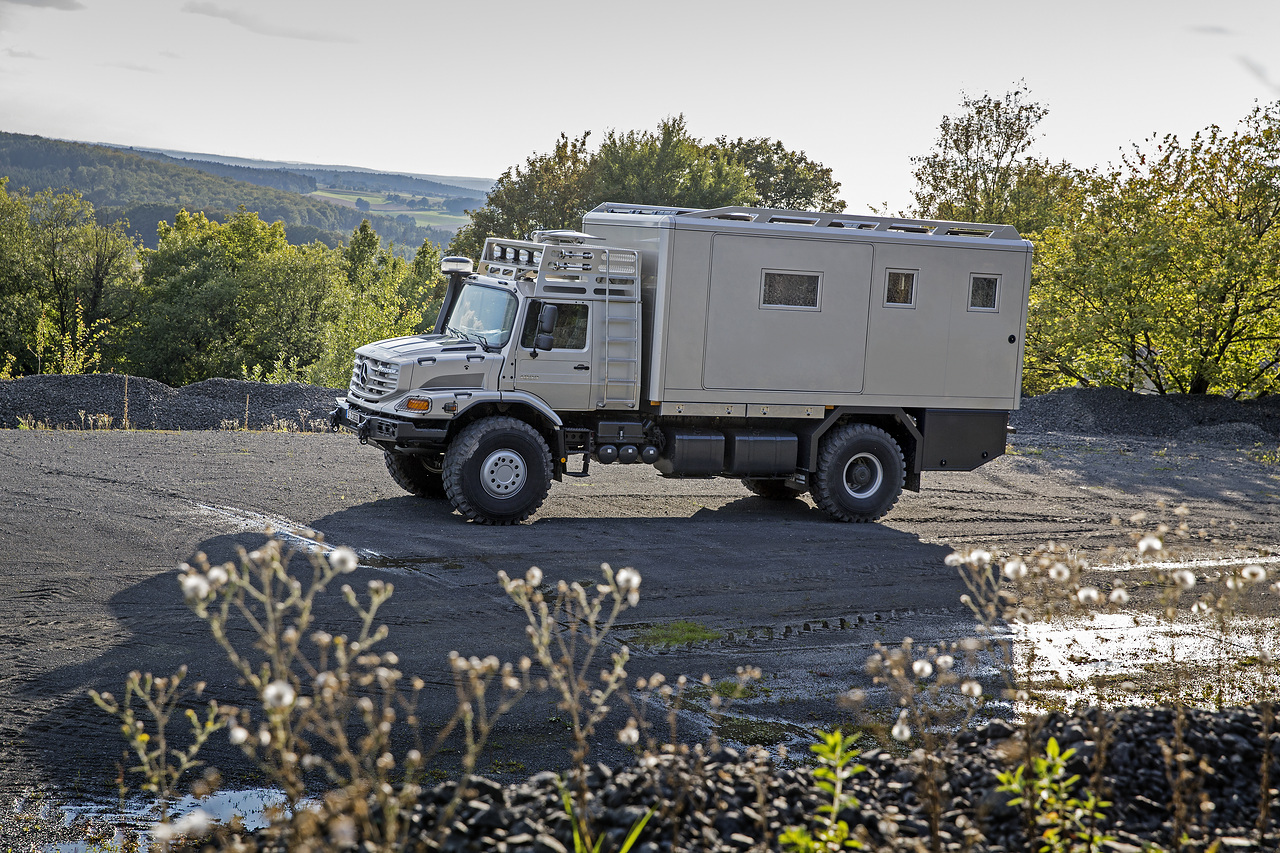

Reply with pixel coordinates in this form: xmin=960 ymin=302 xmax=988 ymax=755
xmin=330 ymin=203 xmax=1031 ymax=525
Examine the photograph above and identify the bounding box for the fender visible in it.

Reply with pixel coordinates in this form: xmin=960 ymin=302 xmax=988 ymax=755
xmin=497 ymin=390 xmax=565 ymax=427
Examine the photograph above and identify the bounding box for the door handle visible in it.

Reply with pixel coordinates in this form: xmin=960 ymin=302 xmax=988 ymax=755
xmin=574 ymin=364 xmax=590 ymax=371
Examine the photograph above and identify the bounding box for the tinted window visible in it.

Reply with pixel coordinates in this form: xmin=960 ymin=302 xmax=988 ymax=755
xmin=520 ymin=302 xmax=589 ymax=349
xmin=762 ymin=271 xmax=820 ymax=309
xmin=969 ymin=275 xmax=999 ymax=311
xmin=886 ymin=270 xmax=916 ymax=306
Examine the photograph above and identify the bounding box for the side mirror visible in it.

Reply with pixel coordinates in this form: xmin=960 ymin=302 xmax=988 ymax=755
xmin=538 ymin=304 xmax=558 ymax=335
xmin=534 ymin=304 xmax=558 ymax=351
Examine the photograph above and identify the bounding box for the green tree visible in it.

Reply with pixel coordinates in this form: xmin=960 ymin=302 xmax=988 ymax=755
xmin=449 ymin=132 xmax=596 ymax=260
xmin=23 ymin=189 xmax=138 ymax=375
xmin=716 ymin=135 xmax=845 ymax=212
xmin=910 ymin=83 xmax=1076 ymax=234
xmin=1028 ymin=103 xmax=1280 ymax=397
xmin=126 ymin=208 xmax=293 ymax=384
xmin=0 ymin=178 xmax=36 ymax=376
xmin=449 ymin=119 xmax=841 ymax=262
xmin=593 ymin=115 xmax=754 ymax=211
xmin=306 ymin=222 xmax=428 ymax=388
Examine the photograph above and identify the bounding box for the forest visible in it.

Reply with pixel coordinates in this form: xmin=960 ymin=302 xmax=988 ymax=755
xmin=2 ymin=91 xmax=1278 ymax=399
xmin=0 ymin=132 xmax=455 ymax=251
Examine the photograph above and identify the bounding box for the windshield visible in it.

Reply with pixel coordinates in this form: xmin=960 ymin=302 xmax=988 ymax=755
xmin=443 ymin=283 xmax=519 ymax=349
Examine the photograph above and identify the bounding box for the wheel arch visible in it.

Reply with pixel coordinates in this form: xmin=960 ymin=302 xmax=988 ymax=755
xmin=796 ymin=407 xmax=922 ymax=491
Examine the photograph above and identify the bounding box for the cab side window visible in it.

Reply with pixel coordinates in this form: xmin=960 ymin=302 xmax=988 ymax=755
xmin=520 ymin=302 xmax=589 ymax=350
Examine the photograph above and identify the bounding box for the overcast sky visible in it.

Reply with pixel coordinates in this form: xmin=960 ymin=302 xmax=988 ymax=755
xmin=1 ymin=0 xmax=1278 ymax=213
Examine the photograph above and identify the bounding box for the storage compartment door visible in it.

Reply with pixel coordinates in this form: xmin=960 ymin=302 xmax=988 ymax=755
xmin=702 ymin=235 xmax=872 ymax=393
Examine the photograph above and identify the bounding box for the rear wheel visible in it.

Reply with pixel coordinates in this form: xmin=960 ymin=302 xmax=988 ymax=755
xmin=384 ymin=451 xmax=446 ymax=498
xmin=811 ymin=423 xmax=904 ymax=522
xmin=442 ymin=416 xmax=552 ymax=525
xmin=741 ymin=478 xmax=802 ymax=500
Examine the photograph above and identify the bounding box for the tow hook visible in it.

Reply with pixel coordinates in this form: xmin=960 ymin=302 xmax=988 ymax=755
xmin=356 ymin=421 xmax=372 ymax=445
xmin=327 ymin=408 xmax=342 ymax=432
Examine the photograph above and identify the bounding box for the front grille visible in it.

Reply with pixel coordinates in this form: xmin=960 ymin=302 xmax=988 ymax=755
xmin=348 ymin=354 xmax=400 ymax=403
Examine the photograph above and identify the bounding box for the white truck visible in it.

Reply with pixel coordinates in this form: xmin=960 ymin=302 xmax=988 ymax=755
xmin=330 ymin=203 xmax=1031 ymax=524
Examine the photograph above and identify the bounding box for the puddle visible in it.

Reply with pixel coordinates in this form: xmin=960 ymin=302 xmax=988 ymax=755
xmin=45 ymin=787 xmax=294 ymax=852
xmin=1005 ymin=552 xmax=1280 ymax=713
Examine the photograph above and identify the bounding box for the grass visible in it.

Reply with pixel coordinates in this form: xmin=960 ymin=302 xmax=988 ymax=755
xmin=632 ymin=619 xmax=723 ymax=647
xmin=308 ymin=188 xmax=469 ymax=230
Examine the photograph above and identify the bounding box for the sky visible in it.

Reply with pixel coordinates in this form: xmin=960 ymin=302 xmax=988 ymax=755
xmin=1 ymin=0 xmax=1279 ymax=214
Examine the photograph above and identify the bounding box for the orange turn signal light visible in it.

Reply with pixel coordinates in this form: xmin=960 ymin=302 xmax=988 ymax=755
xmin=404 ymin=398 xmax=432 ymax=412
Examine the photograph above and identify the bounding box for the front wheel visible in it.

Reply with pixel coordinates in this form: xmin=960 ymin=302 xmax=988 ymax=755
xmin=384 ymin=451 xmax=446 ymax=499
xmin=811 ymin=423 xmax=905 ymax=522
xmin=442 ymin=416 xmax=553 ymax=525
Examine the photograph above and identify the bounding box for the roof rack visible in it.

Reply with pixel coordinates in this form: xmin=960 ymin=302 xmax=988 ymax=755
xmin=587 ymin=203 xmax=1024 ymax=241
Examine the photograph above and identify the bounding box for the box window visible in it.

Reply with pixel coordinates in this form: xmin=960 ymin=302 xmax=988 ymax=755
xmin=520 ymin=302 xmax=589 ymax=349
xmin=968 ymin=275 xmax=999 ymax=311
xmin=885 ymin=270 xmax=916 ymax=307
xmin=761 ymin=270 xmax=821 ymax=310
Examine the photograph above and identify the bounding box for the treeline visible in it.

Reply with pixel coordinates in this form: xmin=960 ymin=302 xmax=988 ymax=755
xmin=0 ymin=179 xmax=445 ymax=389
xmin=0 ymin=132 xmax=453 ymax=251
xmin=123 ymin=149 xmax=318 ymax=194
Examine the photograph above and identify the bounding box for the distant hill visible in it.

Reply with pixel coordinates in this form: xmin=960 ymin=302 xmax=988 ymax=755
xmin=0 ymin=131 xmax=456 ymax=251
xmin=121 ymin=145 xmax=493 ymax=196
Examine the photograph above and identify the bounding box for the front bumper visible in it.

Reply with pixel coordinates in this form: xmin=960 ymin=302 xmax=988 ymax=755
xmin=329 ymin=400 xmax=449 ymax=447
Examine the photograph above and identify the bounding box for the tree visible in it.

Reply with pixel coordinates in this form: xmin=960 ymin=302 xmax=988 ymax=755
xmin=0 ymin=178 xmax=36 ymax=376
xmin=715 ymin=136 xmax=845 ymax=212
xmin=1028 ymin=104 xmax=1280 ymax=397
xmin=449 ymin=132 xmax=596 ymax=260
xmin=593 ymin=116 xmax=755 ymax=211
xmin=449 ymin=118 xmax=846 ymax=264
xmin=910 ymin=83 xmax=1076 ymax=234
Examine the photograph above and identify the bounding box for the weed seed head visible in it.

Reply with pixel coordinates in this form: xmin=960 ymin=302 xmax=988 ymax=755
xmin=1173 ymin=569 xmax=1196 ymax=590
xmin=1077 ymin=587 xmax=1101 ymax=606
xmin=1002 ymin=560 xmax=1028 ymax=580
xmin=891 ymin=710 xmax=912 ymax=742
xmin=1109 ymin=587 xmax=1130 ymax=605
xmin=961 ymin=680 xmax=982 ymax=698
xmin=1242 ymin=564 xmax=1267 ymax=583
xmin=1138 ymin=534 xmax=1163 ymax=555
xmin=913 ymin=660 xmax=933 ymax=678
xmin=263 ymin=680 xmax=296 ymax=709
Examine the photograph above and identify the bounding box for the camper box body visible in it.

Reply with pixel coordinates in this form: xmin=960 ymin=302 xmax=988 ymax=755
xmin=580 ymin=204 xmax=1032 ymax=416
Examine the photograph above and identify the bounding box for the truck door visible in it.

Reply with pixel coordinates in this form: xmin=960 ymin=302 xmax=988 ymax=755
xmin=511 ymin=300 xmax=595 ymax=411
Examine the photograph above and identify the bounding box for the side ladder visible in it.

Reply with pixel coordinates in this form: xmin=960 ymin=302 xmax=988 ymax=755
xmin=599 ymin=249 xmax=641 ymax=408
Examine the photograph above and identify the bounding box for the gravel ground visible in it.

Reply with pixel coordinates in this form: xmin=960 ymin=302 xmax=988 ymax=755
xmin=2 ymin=374 xmax=1278 ymax=442
xmin=1 ymin=376 xmax=1278 ymax=850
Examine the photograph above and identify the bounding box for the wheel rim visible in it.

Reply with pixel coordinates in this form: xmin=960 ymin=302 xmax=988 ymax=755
xmin=480 ymin=448 xmax=526 ymax=499
xmin=842 ymin=451 xmax=883 ymax=500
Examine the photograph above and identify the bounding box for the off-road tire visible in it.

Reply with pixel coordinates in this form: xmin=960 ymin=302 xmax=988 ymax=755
xmin=442 ymin=416 xmax=553 ymax=525
xmin=811 ymin=423 xmax=905 ymax=522
xmin=741 ymin=478 xmax=803 ymax=500
xmin=384 ymin=451 xmax=446 ymax=499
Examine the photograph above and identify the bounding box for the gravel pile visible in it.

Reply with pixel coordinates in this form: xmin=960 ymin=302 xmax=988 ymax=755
xmin=0 ymin=374 xmax=345 ymax=431
xmin=230 ymin=705 xmax=1280 ymax=852
xmin=1011 ymin=387 xmax=1280 ymax=442
xmin=2 ymin=375 xmax=1278 ymax=443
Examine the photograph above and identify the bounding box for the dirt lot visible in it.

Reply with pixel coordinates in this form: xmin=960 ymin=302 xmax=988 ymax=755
xmin=0 ymin=423 xmax=1277 ymax=808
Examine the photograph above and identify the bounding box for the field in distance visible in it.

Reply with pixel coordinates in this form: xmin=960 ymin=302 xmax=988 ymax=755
xmin=309 ymin=187 xmax=472 ymax=231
